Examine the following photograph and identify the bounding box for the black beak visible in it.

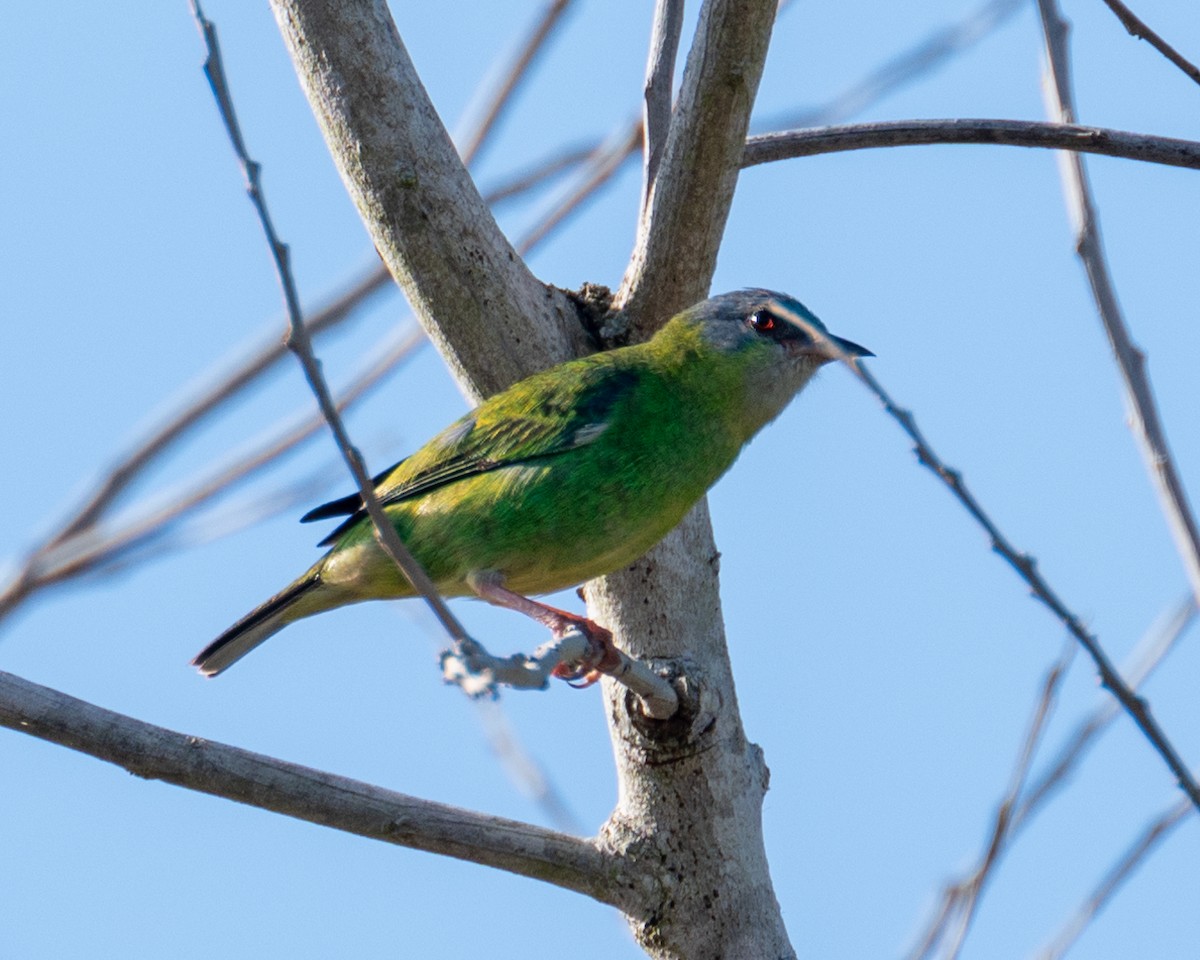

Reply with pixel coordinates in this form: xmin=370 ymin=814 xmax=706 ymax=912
xmin=828 ymin=334 xmax=874 ymax=358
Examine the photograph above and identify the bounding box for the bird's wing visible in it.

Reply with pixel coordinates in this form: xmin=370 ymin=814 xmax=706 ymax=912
xmin=302 ymin=359 xmax=640 ymax=547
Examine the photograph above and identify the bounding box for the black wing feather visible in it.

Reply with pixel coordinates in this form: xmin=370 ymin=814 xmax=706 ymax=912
xmin=307 ymin=366 xmax=640 ymax=548
xmin=300 ymin=459 xmax=405 ymax=523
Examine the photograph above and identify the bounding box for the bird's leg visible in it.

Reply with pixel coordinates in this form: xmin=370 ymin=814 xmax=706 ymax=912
xmin=466 ymin=572 xmax=619 ymax=684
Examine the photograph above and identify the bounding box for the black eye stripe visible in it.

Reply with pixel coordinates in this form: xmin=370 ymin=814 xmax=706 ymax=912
xmin=748 ymin=309 xmax=808 ymax=344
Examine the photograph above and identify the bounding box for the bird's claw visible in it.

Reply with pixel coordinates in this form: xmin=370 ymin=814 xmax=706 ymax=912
xmin=549 ymin=618 xmax=619 ymax=686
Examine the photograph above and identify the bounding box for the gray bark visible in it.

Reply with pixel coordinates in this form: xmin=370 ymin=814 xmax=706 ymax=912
xmin=270 ymin=0 xmax=793 ymax=956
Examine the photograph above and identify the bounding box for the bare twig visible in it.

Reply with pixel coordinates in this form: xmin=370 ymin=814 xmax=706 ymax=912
xmin=0 ymin=262 xmax=391 ymax=626
xmin=757 ymin=0 xmax=1024 ymax=131
xmin=475 ymin=699 xmax=586 ymax=834
xmin=0 ymin=671 xmax=624 ymax=903
xmin=640 ymin=0 xmax=685 ymax=212
xmin=515 ymin=118 xmax=642 ymax=255
xmin=1098 ymin=0 xmax=1200 ymax=88
xmin=27 ymin=328 xmax=423 ymax=594
xmin=905 ymin=595 xmax=1193 ymax=960
xmin=615 ymin=0 xmax=778 ymax=327
xmin=269 ymin=0 xmax=587 ymax=400
xmin=907 ymin=644 xmax=1074 ymax=960
xmin=850 ymin=359 xmax=1200 ymax=815
xmin=456 ymin=0 xmax=576 ymax=167
xmin=1015 ymin=595 xmax=1196 ymax=826
xmin=192 ymin=0 xmax=479 ymax=653
xmin=743 ymin=119 xmax=1200 ymax=171
xmin=0 ymin=131 xmax=615 ymax=632
xmin=482 ymin=143 xmax=596 ymax=203
xmin=1036 ymin=0 xmax=1200 ymax=608
xmin=194 ymin=2 xmax=677 ymax=716
xmin=1036 ymin=798 xmax=1191 ymax=960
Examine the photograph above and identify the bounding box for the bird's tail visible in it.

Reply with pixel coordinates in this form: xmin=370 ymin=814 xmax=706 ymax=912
xmin=192 ymin=571 xmax=324 ymax=677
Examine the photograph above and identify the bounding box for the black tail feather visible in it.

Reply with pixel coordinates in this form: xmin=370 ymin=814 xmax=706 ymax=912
xmin=193 ymin=573 xmax=321 ymax=676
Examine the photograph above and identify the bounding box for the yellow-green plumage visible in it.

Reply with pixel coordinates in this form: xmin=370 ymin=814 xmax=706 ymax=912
xmin=193 ymin=289 xmax=870 ymax=676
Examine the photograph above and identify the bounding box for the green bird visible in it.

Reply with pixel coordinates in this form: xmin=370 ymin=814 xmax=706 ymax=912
xmin=193 ymin=289 xmax=870 ymax=677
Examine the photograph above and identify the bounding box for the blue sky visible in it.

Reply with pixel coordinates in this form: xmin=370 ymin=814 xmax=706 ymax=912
xmin=2 ymin=1 xmax=1198 ymax=958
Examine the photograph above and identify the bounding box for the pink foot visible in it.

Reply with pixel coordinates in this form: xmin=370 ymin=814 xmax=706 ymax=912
xmin=468 ymin=573 xmax=620 ymax=684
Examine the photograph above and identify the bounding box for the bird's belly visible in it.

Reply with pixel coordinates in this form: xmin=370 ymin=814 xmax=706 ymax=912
xmin=397 ymin=459 xmax=704 ymax=596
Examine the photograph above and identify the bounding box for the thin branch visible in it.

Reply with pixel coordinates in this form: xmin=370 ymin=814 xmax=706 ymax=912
xmin=456 ymin=0 xmax=576 ymax=167
xmin=848 ymin=359 xmax=1200 ymax=815
xmin=28 ymin=328 xmax=423 ymax=594
xmin=192 ymin=0 xmax=477 ymax=651
xmin=1036 ymin=0 xmax=1200 ymax=607
xmin=640 ymin=0 xmax=685 ymax=212
xmin=515 ymin=118 xmax=642 ymax=255
xmin=196 ymin=2 xmax=677 ymax=715
xmin=0 ymin=134 xmax=610 ymax=632
xmin=1036 ymin=798 xmax=1191 ymax=960
xmin=743 ymin=119 xmax=1200 ymax=171
xmin=1098 ymin=0 xmax=1200 ymax=88
xmin=1015 ymin=595 xmax=1196 ymax=826
xmin=756 ymin=0 xmax=1025 ymax=131
xmin=269 ymin=0 xmax=587 ymax=400
xmin=0 ymin=671 xmax=623 ymax=904
xmin=482 ymin=143 xmax=597 ymax=204
xmin=906 ymin=595 xmax=1193 ymax=960
xmin=475 ymin=699 xmax=586 ymax=834
xmin=616 ymin=0 xmax=778 ymax=328
xmin=0 ymin=262 xmax=391 ymax=626
xmin=943 ymin=644 xmax=1074 ymax=960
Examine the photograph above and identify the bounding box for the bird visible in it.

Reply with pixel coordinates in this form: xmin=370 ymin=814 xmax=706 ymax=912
xmin=192 ymin=288 xmax=871 ymax=678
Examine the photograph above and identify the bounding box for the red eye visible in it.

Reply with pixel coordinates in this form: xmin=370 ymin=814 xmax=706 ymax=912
xmin=750 ymin=310 xmax=777 ymax=333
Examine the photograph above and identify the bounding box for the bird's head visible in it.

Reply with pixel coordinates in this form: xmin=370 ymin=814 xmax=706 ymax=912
xmin=664 ymin=288 xmax=872 ymax=431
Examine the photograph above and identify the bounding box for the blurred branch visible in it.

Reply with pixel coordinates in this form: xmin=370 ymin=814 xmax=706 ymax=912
xmin=1035 ymin=797 xmax=1192 ymax=960
xmin=907 ymin=595 xmax=1193 ymax=959
xmin=1098 ymin=0 xmax=1200 ymax=88
xmin=192 ymin=0 xmax=478 ymax=652
xmin=0 ymin=263 xmax=391 ymax=627
xmin=515 ymin=118 xmax=642 ymax=255
xmin=912 ymin=592 xmax=1195 ymax=960
xmin=0 ymin=671 xmax=625 ymax=904
xmin=26 ymin=328 xmax=423 ymax=595
xmin=475 ymin=699 xmax=586 ymax=834
xmin=269 ymin=0 xmax=587 ymax=399
xmin=1016 ymin=595 xmax=1196 ymax=825
xmin=456 ymin=0 xmax=576 ymax=167
xmin=757 ymin=0 xmax=1024 ymax=130
xmin=1036 ymin=0 xmax=1200 ymax=607
xmin=198 ymin=1 xmax=677 ymax=715
xmin=744 ymin=119 xmax=1200 ymax=170
xmin=908 ymin=643 xmax=1074 ymax=960
xmin=848 ymin=358 xmax=1200 ymax=815
xmin=0 ymin=22 xmax=614 ymax=632
xmin=482 ymin=143 xmax=596 ymax=203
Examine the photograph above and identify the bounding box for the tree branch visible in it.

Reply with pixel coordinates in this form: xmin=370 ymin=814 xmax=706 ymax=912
xmin=455 ymin=0 xmax=577 ymax=168
xmin=193 ymin=0 xmax=480 ymax=656
xmin=850 ymin=357 xmax=1200 ymax=815
xmin=1036 ymin=798 xmax=1191 ymax=960
xmin=616 ymin=0 xmax=778 ymax=328
xmin=908 ymin=643 xmax=1074 ymax=960
xmin=1098 ymin=0 xmax=1200 ymax=88
xmin=0 ymin=671 xmax=625 ymax=904
xmin=268 ymin=0 xmax=590 ymax=401
xmin=744 ymin=119 xmax=1200 ymax=171
xmin=1035 ymin=0 xmax=1200 ymax=610
xmin=755 ymin=0 xmax=1025 ymax=130
xmin=640 ymin=0 xmax=685 ymax=212
xmin=908 ymin=594 xmax=1194 ymax=959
